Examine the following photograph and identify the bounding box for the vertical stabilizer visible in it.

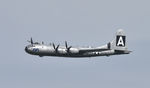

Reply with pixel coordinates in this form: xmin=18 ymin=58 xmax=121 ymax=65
xmin=110 ymin=29 xmax=128 ymax=51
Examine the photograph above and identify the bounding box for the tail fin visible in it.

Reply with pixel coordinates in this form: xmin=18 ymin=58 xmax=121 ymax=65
xmin=110 ymin=29 xmax=128 ymax=51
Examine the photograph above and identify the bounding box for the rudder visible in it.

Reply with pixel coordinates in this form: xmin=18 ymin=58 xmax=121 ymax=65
xmin=110 ymin=29 xmax=128 ymax=51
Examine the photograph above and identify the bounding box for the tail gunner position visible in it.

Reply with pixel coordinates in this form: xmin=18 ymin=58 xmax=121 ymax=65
xmin=25 ymin=29 xmax=131 ymax=57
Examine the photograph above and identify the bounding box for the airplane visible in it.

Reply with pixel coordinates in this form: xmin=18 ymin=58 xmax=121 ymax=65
xmin=25 ymin=29 xmax=131 ymax=57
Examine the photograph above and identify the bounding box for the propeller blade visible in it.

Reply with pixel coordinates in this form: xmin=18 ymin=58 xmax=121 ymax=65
xmin=68 ymin=46 xmax=72 ymax=49
xmin=31 ymin=37 xmax=33 ymax=44
xmin=53 ymin=43 xmax=55 ymax=49
xmin=42 ymin=41 xmax=44 ymax=44
xmin=65 ymin=41 xmax=68 ymax=48
xmin=56 ymin=45 xmax=59 ymax=50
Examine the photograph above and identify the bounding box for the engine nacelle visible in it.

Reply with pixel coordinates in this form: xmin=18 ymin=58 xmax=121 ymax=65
xmin=69 ymin=48 xmax=79 ymax=54
xmin=57 ymin=48 xmax=66 ymax=54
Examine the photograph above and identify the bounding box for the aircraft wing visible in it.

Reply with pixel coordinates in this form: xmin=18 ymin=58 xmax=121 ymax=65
xmin=78 ymin=47 xmax=109 ymax=53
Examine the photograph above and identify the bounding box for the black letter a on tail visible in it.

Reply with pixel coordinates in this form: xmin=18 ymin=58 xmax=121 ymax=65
xmin=116 ymin=36 xmax=126 ymax=47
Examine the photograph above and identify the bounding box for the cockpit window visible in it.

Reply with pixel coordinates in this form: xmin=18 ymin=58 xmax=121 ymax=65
xmin=27 ymin=45 xmax=35 ymax=48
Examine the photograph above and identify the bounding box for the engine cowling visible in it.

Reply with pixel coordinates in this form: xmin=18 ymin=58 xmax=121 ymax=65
xmin=69 ymin=48 xmax=79 ymax=54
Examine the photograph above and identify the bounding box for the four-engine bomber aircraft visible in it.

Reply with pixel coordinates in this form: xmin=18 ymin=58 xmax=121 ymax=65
xmin=25 ymin=29 xmax=131 ymax=57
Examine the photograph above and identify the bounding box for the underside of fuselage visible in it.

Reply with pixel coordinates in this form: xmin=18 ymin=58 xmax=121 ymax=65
xmin=25 ymin=49 xmax=129 ymax=58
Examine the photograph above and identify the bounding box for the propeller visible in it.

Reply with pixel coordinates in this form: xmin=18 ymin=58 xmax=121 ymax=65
xmin=65 ymin=41 xmax=72 ymax=53
xmin=27 ymin=37 xmax=34 ymax=45
xmin=52 ymin=43 xmax=59 ymax=53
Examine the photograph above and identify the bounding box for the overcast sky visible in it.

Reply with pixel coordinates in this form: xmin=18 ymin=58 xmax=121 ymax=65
xmin=0 ymin=0 xmax=150 ymax=88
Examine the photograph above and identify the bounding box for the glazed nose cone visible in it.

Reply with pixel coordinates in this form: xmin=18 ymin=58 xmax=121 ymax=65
xmin=25 ymin=47 xmax=28 ymax=52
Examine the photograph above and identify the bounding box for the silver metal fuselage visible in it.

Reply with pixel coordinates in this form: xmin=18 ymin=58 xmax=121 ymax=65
xmin=25 ymin=44 xmax=130 ymax=57
xmin=25 ymin=29 xmax=131 ymax=57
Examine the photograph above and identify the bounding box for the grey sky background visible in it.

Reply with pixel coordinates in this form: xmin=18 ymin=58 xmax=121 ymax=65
xmin=0 ymin=0 xmax=150 ymax=88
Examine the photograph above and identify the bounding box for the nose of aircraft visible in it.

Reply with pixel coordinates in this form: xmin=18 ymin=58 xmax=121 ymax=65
xmin=25 ymin=46 xmax=28 ymax=52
